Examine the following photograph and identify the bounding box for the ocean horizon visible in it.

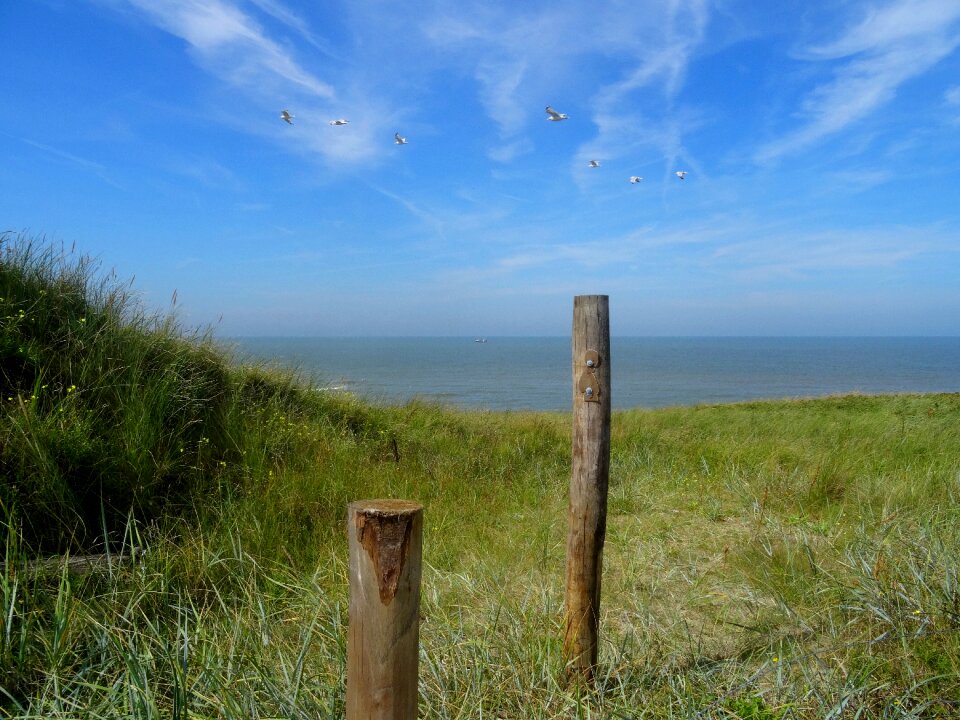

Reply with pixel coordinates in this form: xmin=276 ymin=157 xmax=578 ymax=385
xmin=225 ymin=336 xmax=960 ymax=412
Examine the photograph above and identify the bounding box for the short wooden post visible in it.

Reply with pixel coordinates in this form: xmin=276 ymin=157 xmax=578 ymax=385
xmin=346 ymin=499 xmax=423 ymax=720
xmin=563 ymin=295 xmax=611 ymax=683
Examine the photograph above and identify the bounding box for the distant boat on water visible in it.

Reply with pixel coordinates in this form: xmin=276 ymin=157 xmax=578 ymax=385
xmin=474 ymin=338 xmax=488 ymax=343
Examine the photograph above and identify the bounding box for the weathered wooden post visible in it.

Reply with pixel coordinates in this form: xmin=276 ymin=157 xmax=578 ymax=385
xmin=563 ymin=295 xmax=611 ymax=683
xmin=346 ymin=499 xmax=423 ymax=720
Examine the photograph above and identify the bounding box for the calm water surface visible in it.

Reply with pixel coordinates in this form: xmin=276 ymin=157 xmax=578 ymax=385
xmin=228 ymin=337 xmax=960 ymax=411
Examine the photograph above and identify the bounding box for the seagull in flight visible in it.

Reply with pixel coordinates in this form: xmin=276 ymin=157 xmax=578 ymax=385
xmin=280 ymin=110 xmax=294 ymax=124
xmin=328 ymin=118 xmax=349 ymax=126
xmin=589 ymin=160 xmax=601 ymax=168
xmin=394 ymin=132 xmax=408 ymax=145
xmin=629 ymin=176 xmax=643 ymax=184
xmin=675 ymin=171 xmax=688 ymax=180
xmin=545 ymin=106 xmax=568 ymax=121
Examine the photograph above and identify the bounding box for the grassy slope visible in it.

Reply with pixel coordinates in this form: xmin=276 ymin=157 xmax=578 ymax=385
xmin=2 ymin=233 xmax=959 ymax=718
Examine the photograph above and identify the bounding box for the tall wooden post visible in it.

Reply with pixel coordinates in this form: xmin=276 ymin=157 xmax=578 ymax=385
xmin=563 ymin=295 xmax=611 ymax=683
xmin=346 ymin=499 xmax=423 ymax=720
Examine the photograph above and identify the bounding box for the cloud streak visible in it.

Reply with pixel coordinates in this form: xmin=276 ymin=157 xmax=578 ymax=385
xmin=107 ymin=0 xmax=414 ymax=164
xmin=486 ymin=214 xmax=951 ymax=284
xmin=20 ymin=138 xmax=124 ymax=189
xmin=119 ymin=0 xmax=334 ymax=97
xmin=712 ymin=227 xmax=931 ymax=281
xmin=755 ymin=0 xmax=960 ymax=163
xmin=245 ymin=0 xmax=342 ymax=60
xmin=421 ymin=0 xmax=711 ymax=167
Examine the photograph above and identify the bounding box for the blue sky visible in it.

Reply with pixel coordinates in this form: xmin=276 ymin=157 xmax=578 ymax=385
xmin=3 ymin=0 xmax=960 ymax=336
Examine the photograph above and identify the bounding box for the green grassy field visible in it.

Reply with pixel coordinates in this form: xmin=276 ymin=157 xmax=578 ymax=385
xmin=2 ymin=233 xmax=959 ymax=718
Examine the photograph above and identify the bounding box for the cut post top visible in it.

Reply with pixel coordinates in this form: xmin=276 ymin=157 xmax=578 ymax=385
xmin=349 ymin=499 xmax=423 ymax=516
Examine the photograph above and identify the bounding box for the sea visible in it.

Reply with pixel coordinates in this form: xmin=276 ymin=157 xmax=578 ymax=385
xmin=226 ymin=337 xmax=960 ymax=412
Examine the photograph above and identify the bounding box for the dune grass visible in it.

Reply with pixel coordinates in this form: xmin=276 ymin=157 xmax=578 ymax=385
xmin=1 ymin=232 xmax=959 ymax=718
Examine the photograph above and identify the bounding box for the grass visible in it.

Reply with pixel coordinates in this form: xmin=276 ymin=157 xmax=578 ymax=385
xmin=1 ymin=231 xmax=959 ymax=717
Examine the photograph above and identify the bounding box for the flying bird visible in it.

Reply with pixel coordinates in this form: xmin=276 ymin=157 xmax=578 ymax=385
xmin=675 ymin=171 xmax=688 ymax=180
xmin=589 ymin=160 xmax=601 ymax=168
xmin=629 ymin=176 xmax=643 ymax=184
xmin=394 ymin=132 xmax=408 ymax=145
xmin=545 ymin=106 xmax=568 ymax=121
xmin=280 ymin=110 xmax=293 ymax=124
xmin=328 ymin=118 xmax=349 ymax=126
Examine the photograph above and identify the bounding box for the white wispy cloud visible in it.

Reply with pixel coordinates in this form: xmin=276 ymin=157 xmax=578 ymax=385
xmin=244 ymin=0 xmax=342 ymax=60
xmin=421 ymin=5 xmax=564 ymax=143
xmin=945 ymin=85 xmax=960 ymax=125
xmin=366 ymin=183 xmax=519 ymax=252
xmin=105 ymin=0 xmax=714 ymax=170
xmin=591 ymin=0 xmax=710 ymax=106
xmin=806 ymin=1 xmax=960 ymax=58
xmin=710 ymin=224 xmax=946 ymax=281
xmin=497 ymin=242 xmax=636 ymax=272
xmin=492 ymin=215 xmax=726 ymax=273
xmin=368 ymin=184 xmax=448 ymax=239
xmin=487 ymin=139 xmax=533 ymax=164
xmin=104 ymin=0 xmax=410 ymax=164
xmin=21 ymin=138 xmax=106 ymax=172
xmin=119 ymin=0 xmax=334 ymax=98
xmin=755 ymin=0 xmax=960 ymax=164
xmin=474 ymin=56 xmax=531 ymax=144
xmin=422 ymin=0 xmax=711 ymax=166
xmin=823 ymin=167 xmax=895 ymax=191
xmin=572 ymin=0 xmax=710 ymax=182
xmin=480 ymin=212 xmax=952 ymax=286
xmin=163 ymin=154 xmax=245 ymax=190
xmin=20 ymin=138 xmax=124 ymax=189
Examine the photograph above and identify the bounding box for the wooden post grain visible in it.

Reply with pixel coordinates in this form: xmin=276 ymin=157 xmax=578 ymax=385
xmin=346 ymin=499 xmax=423 ymax=720
xmin=563 ymin=295 xmax=611 ymax=683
